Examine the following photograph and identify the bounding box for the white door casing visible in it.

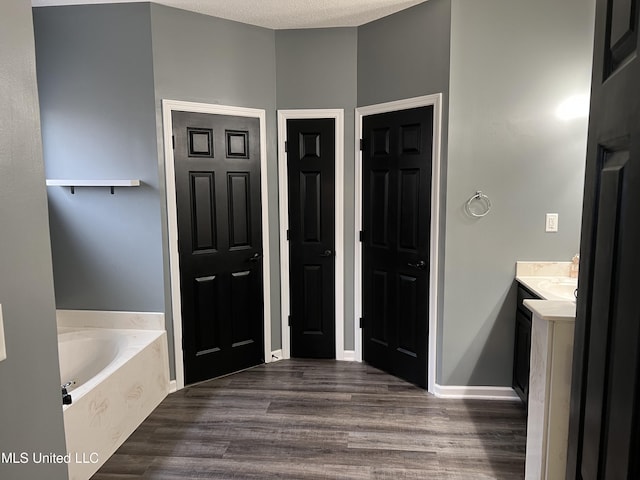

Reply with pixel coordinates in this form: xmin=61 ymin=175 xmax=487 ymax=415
xmin=162 ymin=99 xmax=272 ymax=390
xmin=277 ymin=109 xmax=345 ymax=360
xmin=354 ymin=94 xmax=442 ymax=394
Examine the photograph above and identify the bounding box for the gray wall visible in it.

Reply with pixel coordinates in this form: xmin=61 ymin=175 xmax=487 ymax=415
xmin=275 ymin=28 xmax=358 ymax=349
xmin=442 ymin=0 xmax=595 ymax=385
xmin=149 ymin=4 xmax=279 ymax=356
xmin=357 ymin=0 xmax=451 ymax=373
xmin=357 ymin=0 xmax=452 ymax=107
xmin=33 ymin=4 xmax=164 ymax=314
xmin=25 ymin=0 xmax=595 ymax=392
xmin=0 ymin=0 xmax=67 ymax=478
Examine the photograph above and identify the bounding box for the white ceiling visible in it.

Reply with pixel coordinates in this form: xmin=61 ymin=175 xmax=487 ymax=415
xmin=31 ymin=0 xmax=430 ymax=29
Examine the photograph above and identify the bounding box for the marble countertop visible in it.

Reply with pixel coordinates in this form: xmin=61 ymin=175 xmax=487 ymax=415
xmin=516 ymin=261 xmax=577 ymax=320
xmin=523 ymin=299 xmax=576 ymax=322
xmin=516 ymin=261 xmax=574 ymax=277
xmin=516 ymin=275 xmax=577 ymax=302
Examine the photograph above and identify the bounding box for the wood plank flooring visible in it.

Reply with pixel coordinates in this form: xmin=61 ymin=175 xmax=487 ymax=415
xmin=92 ymin=359 xmax=526 ymax=479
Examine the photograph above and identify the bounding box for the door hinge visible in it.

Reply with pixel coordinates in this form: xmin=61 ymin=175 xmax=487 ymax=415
xmin=284 ymin=141 xmax=288 ymax=153
xmin=286 ymin=229 xmax=290 ymax=241
xmin=288 ymin=315 xmax=291 ymax=326
xmin=359 ymin=317 xmax=364 ymax=328
xmin=359 ymin=139 xmax=364 ymax=151
xmin=172 ymin=135 xmax=175 ymax=149
xmin=359 ymin=230 xmax=364 ymax=242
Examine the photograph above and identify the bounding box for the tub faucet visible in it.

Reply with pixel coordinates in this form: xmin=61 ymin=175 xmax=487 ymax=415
xmin=61 ymin=380 xmax=75 ymax=405
xmin=61 ymin=387 xmax=72 ymax=405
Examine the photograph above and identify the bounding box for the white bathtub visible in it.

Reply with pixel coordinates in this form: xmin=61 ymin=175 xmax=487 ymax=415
xmin=58 ymin=329 xmax=120 ymax=400
xmin=58 ymin=326 xmax=169 ymax=480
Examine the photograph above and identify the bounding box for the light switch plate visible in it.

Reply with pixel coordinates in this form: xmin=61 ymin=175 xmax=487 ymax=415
xmin=0 ymin=304 xmax=5 ymax=361
xmin=546 ymin=213 xmax=559 ymax=232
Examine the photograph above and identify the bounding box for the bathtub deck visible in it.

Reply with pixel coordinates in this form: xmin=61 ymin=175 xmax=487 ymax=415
xmin=92 ymin=359 xmax=526 ymax=479
xmin=63 ymin=329 xmax=169 ymax=480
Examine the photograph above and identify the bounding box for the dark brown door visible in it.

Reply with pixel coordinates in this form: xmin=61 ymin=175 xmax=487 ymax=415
xmin=361 ymin=106 xmax=432 ymax=388
xmin=567 ymin=1 xmax=640 ymax=478
xmin=286 ymin=118 xmax=336 ymax=358
xmin=172 ymin=111 xmax=264 ymax=385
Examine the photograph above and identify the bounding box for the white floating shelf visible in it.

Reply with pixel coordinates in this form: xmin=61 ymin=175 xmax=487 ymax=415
xmin=46 ymin=179 xmax=140 ymax=194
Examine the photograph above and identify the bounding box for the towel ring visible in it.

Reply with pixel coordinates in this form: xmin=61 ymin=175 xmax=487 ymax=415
xmin=465 ymin=191 xmax=491 ymax=218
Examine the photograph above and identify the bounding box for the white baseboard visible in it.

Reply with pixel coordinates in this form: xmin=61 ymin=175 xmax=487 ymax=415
xmin=342 ymin=350 xmax=356 ymax=361
xmin=168 ymin=380 xmax=177 ymax=393
xmin=433 ymin=384 xmax=521 ymax=401
xmin=269 ymin=349 xmax=354 ymax=362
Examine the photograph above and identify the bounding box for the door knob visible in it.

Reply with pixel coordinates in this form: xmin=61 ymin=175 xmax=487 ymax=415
xmin=407 ymin=260 xmax=427 ymax=270
xmin=248 ymin=252 xmax=263 ymax=262
xmin=319 ymin=250 xmax=333 ymax=257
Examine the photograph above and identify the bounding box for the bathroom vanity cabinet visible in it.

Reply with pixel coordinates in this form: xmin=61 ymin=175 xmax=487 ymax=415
xmin=513 ymin=283 xmax=540 ymax=406
xmin=523 ymin=300 xmax=575 ymax=480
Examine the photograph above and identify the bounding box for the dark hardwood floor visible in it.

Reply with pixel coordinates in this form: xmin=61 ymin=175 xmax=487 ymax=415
xmin=93 ymin=359 xmax=526 ymax=479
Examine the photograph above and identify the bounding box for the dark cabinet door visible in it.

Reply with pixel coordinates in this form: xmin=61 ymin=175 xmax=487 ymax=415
xmin=567 ymin=1 xmax=640 ymax=478
xmin=513 ymin=309 xmax=532 ymax=403
xmin=361 ymin=106 xmax=432 ymax=388
xmin=512 ymin=284 xmax=538 ymax=406
xmin=172 ymin=111 xmax=264 ymax=385
xmin=286 ymin=118 xmax=336 ymax=359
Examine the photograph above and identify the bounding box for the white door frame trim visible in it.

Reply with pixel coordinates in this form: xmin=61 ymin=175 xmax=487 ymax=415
xmin=277 ymin=109 xmax=345 ymax=360
xmin=162 ymin=99 xmax=272 ymax=391
xmin=354 ymin=94 xmax=442 ymax=394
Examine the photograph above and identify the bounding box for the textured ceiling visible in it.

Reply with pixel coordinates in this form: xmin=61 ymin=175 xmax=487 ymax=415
xmin=31 ymin=0 xmax=430 ymax=29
